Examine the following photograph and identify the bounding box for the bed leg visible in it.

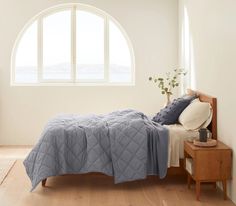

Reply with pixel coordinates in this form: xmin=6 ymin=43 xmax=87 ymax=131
xmin=42 ymin=178 xmax=47 ymax=187
xmin=187 ymin=174 xmax=191 ymax=189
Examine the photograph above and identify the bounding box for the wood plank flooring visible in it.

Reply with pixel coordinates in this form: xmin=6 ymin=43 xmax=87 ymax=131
xmin=0 ymin=146 xmax=235 ymax=206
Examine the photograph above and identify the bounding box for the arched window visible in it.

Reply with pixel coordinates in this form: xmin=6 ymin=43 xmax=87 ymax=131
xmin=12 ymin=4 xmax=135 ymax=85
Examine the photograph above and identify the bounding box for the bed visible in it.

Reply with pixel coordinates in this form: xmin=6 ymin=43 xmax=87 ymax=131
xmin=23 ymin=89 xmax=217 ymax=190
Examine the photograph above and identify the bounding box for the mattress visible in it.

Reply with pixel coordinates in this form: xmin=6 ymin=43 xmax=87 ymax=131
xmin=165 ymin=124 xmax=199 ymax=167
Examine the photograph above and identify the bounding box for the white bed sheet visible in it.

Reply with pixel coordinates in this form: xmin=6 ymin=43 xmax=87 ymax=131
xmin=165 ymin=124 xmax=199 ymax=167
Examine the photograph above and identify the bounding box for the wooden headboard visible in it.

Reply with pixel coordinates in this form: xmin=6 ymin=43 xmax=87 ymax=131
xmin=187 ymin=89 xmax=217 ymax=140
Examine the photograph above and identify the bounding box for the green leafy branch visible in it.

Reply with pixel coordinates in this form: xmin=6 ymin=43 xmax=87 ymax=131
xmin=149 ymin=69 xmax=187 ymax=95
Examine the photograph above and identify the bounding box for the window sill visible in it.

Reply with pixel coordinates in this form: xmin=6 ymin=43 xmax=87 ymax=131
xmin=10 ymin=82 xmax=135 ymax=87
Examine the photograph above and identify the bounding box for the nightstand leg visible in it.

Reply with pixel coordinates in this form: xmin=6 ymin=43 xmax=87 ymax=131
xmin=213 ymin=182 xmax=217 ymax=189
xmin=196 ymin=181 xmax=201 ymax=201
xmin=187 ymin=174 xmax=191 ymax=189
xmin=222 ymin=180 xmax=227 ymax=200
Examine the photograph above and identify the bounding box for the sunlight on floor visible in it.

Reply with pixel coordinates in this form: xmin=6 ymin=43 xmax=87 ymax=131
xmin=0 ymin=146 xmax=32 ymax=159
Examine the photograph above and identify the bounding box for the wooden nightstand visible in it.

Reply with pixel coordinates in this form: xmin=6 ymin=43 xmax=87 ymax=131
xmin=184 ymin=140 xmax=232 ymax=200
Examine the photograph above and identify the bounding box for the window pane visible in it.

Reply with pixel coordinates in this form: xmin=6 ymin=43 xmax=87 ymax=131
xmin=76 ymin=11 xmax=104 ymax=80
xmin=43 ymin=10 xmax=71 ymax=80
xmin=109 ymin=21 xmax=132 ymax=83
xmin=15 ymin=22 xmax=37 ymax=83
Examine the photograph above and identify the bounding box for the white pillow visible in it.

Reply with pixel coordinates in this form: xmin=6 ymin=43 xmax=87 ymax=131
xmin=201 ymin=108 xmax=213 ymax=128
xmin=179 ymin=100 xmax=212 ymax=130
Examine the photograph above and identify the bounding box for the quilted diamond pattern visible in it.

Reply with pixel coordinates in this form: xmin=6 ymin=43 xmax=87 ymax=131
xmin=23 ymin=110 xmax=169 ymax=191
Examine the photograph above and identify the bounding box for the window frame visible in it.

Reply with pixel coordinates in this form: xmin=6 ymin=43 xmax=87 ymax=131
xmin=11 ymin=3 xmax=135 ymax=86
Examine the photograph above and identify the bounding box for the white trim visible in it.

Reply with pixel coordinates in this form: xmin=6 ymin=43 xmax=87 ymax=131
xmin=39 ymin=7 xmax=72 ymax=19
xmin=104 ymin=16 xmax=109 ymax=82
xmin=71 ymin=6 xmax=76 ymax=82
xmin=38 ymin=18 xmax=43 ymax=82
xmin=11 ymin=82 xmax=135 ymax=87
xmin=11 ymin=3 xmax=135 ymax=86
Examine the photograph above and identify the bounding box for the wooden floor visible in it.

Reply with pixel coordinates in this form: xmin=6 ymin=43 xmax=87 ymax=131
xmin=0 ymin=146 xmax=235 ymax=206
xmin=0 ymin=146 xmax=32 ymax=159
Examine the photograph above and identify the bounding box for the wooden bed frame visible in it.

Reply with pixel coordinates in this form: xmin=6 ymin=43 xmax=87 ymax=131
xmin=41 ymin=89 xmax=217 ymax=186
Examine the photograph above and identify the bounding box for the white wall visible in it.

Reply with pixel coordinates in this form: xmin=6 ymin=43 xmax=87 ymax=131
xmin=179 ymin=0 xmax=236 ymax=203
xmin=1 ymin=0 xmax=235 ymax=202
xmin=0 ymin=0 xmax=178 ymax=145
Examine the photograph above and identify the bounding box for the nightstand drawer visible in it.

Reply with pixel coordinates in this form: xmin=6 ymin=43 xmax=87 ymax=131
xmin=195 ymin=150 xmax=232 ymax=180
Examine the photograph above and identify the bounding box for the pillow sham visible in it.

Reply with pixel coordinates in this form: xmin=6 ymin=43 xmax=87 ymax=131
xmin=200 ymin=107 xmax=213 ymax=128
xmin=178 ymin=100 xmax=212 ymax=130
xmin=152 ymin=95 xmax=196 ymax=125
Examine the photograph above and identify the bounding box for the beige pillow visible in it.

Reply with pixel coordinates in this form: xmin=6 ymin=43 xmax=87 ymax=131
xmin=192 ymin=99 xmax=213 ymax=128
xmin=179 ymin=100 xmax=212 ymax=130
xmin=201 ymin=108 xmax=213 ymax=128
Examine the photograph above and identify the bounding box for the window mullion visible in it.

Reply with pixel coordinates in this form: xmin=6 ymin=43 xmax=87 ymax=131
xmin=71 ymin=6 xmax=76 ymax=82
xmin=38 ymin=18 xmax=43 ymax=82
xmin=104 ymin=17 xmax=109 ymax=83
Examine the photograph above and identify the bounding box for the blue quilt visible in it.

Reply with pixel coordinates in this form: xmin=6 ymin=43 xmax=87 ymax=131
xmin=24 ymin=110 xmax=169 ymax=191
